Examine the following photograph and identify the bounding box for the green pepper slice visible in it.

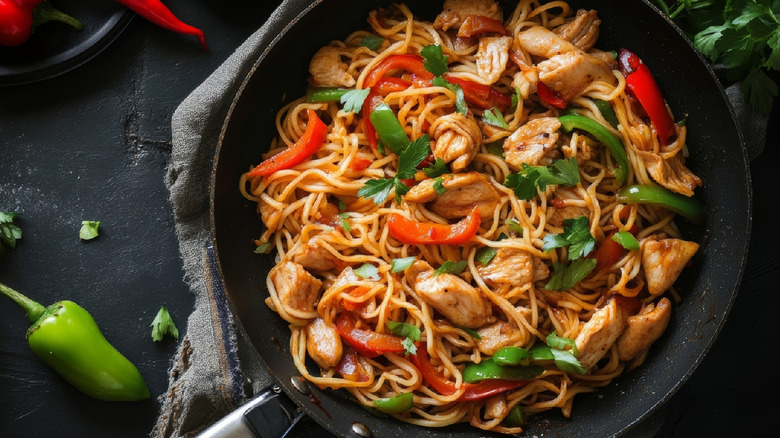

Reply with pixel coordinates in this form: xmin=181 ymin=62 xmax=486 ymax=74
xmin=493 ymin=346 xmax=531 ymax=366
xmin=373 ymin=392 xmax=414 ymax=413
xmin=558 ymin=114 xmax=629 ymax=186
xmin=593 ymin=99 xmax=619 ymax=128
xmin=462 ymin=358 xmax=544 ymax=383
xmin=369 ymin=102 xmax=410 ymax=155
xmin=616 ymin=184 xmax=705 ymax=225
xmin=306 ymin=87 xmax=351 ymax=103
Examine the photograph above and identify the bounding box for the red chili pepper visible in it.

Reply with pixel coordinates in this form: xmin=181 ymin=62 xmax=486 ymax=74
xmin=1 ymin=0 xmax=82 ymax=47
xmin=537 ymin=81 xmax=568 ymax=109
xmin=335 ymin=348 xmax=370 ymax=382
xmin=618 ymin=49 xmax=675 ymax=144
xmin=411 ymin=343 xmax=528 ymax=401
xmin=387 ymin=207 xmax=480 ymax=245
xmin=592 ymin=225 xmax=639 ymax=271
xmin=457 ymin=15 xmax=508 ymax=38
xmin=248 ymin=109 xmax=328 ymax=177
xmin=443 ymin=75 xmax=511 ymax=112
xmin=115 ymin=0 xmax=208 ymax=50
xmin=364 ymin=54 xmax=434 ymax=88
xmin=335 ymin=312 xmax=405 ymax=358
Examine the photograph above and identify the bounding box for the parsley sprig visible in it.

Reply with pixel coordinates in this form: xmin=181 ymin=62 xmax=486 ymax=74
xmin=0 ymin=212 xmax=22 ymax=256
xmin=388 ymin=320 xmax=421 ymax=355
xmin=358 ymin=135 xmax=431 ymax=204
xmin=654 ymin=0 xmax=780 ymax=113
xmin=422 ymin=44 xmax=468 ymax=115
xmin=530 ymin=331 xmax=586 ymax=374
xmin=505 ymin=158 xmax=580 ymax=201
xmin=542 ymin=216 xmax=596 ymax=260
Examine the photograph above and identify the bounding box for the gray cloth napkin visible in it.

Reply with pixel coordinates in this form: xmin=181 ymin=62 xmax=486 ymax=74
xmin=152 ymin=4 xmax=769 ymax=436
xmin=151 ymin=3 xmax=296 ymax=437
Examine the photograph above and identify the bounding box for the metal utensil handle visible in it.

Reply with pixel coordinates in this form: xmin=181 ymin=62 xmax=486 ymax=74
xmin=197 ymin=386 xmax=304 ymax=438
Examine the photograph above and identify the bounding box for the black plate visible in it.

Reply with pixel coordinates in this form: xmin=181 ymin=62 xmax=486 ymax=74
xmin=211 ymin=0 xmax=751 ymax=436
xmin=0 ymin=0 xmax=133 ymax=86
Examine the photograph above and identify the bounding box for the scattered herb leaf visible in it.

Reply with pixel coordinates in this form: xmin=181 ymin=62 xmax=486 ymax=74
xmin=391 ymin=256 xmax=417 ymax=273
xmin=434 ymin=260 xmax=468 ymax=276
xmin=360 ymin=35 xmax=384 ymax=51
xmin=432 ymin=177 xmax=446 ymax=195
xmin=0 ymin=211 xmax=22 ymax=256
xmin=482 ymin=107 xmax=509 ymax=129
xmin=505 ymin=158 xmax=580 ymax=201
xmin=542 ymin=216 xmax=595 ymax=260
xmin=422 ymin=158 xmax=448 ymax=178
xmin=341 ymin=88 xmax=370 ymax=113
xmin=354 ymin=263 xmax=380 ymax=280
xmin=339 ymin=212 xmax=352 ymax=232
xmin=79 ymin=220 xmax=100 ymax=240
xmin=421 ymin=44 xmax=449 ymax=76
xmin=255 ymin=241 xmax=273 ymax=254
xmin=544 ymin=258 xmax=597 ymax=291
xmin=151 ymin=306 xmax=179 ymax=342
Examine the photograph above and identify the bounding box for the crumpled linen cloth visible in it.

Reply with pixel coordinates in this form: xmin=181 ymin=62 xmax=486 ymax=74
xmin=151 ymin=4 xmax=770 ymax=436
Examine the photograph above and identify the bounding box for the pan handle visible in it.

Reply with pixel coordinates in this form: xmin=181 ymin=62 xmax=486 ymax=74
xmin=197 ymin=386 xmax=304 ymax=438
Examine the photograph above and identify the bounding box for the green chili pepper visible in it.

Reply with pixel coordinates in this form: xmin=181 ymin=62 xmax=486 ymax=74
xmin=616 ymin=184 xmax=705 ymax=225
xmin=369 ymin=102 xmax=410 ymax=155
xmin=504 ymin=405 xmax=526 ymax=427
xmin=558 ymin=114 xmax=629 ymax=186
xmin=306 ymin=87 xmax=351 ymax=103
xmin=493 ymin=346 xmax=531 ymax=366
xmin=593 ymin=99 xmax=620 ymax=128
xmin=462 ymin=358 xmax=544 ymax=383
xmin=0 ymin=281 xmax=150 ymax=401
xmin=373 ymin=392 xmax=414 ymax=413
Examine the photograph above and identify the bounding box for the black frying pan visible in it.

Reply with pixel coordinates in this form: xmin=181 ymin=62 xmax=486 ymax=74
xmin=208 ymin=1 xmax=751 ymax=436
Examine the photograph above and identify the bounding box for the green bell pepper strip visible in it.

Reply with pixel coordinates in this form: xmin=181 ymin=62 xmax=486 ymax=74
xmin=616 ymin=184 xmax=705 ymax=225
xmin=0 ymin=281 xmax=150 ymax=401
xmin=493 ymin=346 xmax=531 ymax=366
xmin=369 ymin=102 xmax=410 ymax=155
xmin=306 ymin=87 xmax=351 ymax=103
xmin=558 ymin=114 xmax=629 ymax=186
xmin=593 ymin=99 xmax=619 ymax=128
xmin=462 ymin=358 xmax=544 ymax=383
xmin=504 ymin=405 xmax=526 ymax=427
xmin=373 ymin=392 xmax=414 ymax=413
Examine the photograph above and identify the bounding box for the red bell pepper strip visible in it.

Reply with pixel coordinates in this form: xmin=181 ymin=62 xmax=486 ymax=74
xmin=364 ymin=54 xmax=434 ymax=88
xmin=374 ymin=77 xmax=412 ymax=95
xmin=335 ymin=312 xmax=405 ymax=358
xmin=248 ymin=109 xmax=328 ymax=177
xmin=618 ymin=49 xmax=675 ymax=144
xmin=457 ymin=15 xmax=508 ymax=38
xmin=411 ymin=343 xmax=529 ymax=401
xmin=443 ymin=75 xmax=511 ymax=112
xmin=115 ymin=0 xmax=208 ymax=51
xmin=387 ymin=207 xmax=480 ymax=245
xmin=537 ymin=81 xmax=568 ymax=109
xmin=592 ymin=225 xmax=639 ymax=271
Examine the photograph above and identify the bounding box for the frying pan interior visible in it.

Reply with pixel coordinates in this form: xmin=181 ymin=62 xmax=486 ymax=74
xmin=211 ymin=1 xmax=751 ymax=436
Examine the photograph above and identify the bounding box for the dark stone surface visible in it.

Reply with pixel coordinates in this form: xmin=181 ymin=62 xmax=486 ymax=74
xmin=0 ymin=1 xmax=776 ymax=437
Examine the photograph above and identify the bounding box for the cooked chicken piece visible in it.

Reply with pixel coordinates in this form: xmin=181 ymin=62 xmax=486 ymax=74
xmin=477 ymin=248 xmax=549 ymax=288
xmin=642 ymin=237 xmax=699 ymax=296
xmin=306 ymin=317 xmax=343 ymax=369
xmin=503 ymin=117 xmax=561 ymax=168
xmin=616 ymin=298 xmax=672 ymax=362
xmin=405 ymin=172 xmax=500 ymax=219
xmin=407 ymin=260 xmax=494 ymax=328
xmin=433 ymin=0 xmax=503 ymax=31
xmin=548 ymin=205 xmax=590 ymax=227
xmin=431 ymin=113 xmax=482 ymax=172
xmin=484 ymin=395 xmax=509 ymax=419
xmin=516 ymin=25 xmax=579 ymax=59
xmin=289 ymin=236 xmax=338 ymax=271
xmin=476 ymin=320 xmax=525 ymax=355
xmin=536 ymin=50 xmax=617 ymax=101
xmin=510 ymin=49 xmax=539 ymax=99
xmin=553 ymin=9 xmax=601 ymax=51
xmin=271 ymin=261 xmax=322 ymax=313
xmin=476 ymin=36 xmax=513 ymax=85
xmin=574 ymin=298 xmax=625 ymax=370
xmin=642 ymin=153 xmax=703 ymax=197
xmin=259 ymin=196 xmax=282 ymax=233
xmin=308 ymin=46 xmax=355 ymax=88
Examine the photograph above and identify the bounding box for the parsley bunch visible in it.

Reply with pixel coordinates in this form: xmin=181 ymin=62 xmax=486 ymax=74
xmin=0 ymin=212 xmax=22 ymax=256
xmin=654 ymin=0 xmax=780 ymax=113
xmin=505 ymin=158 xmax=580 ymax=201
xmin=358 ymin=135 xmax=432 ymax=204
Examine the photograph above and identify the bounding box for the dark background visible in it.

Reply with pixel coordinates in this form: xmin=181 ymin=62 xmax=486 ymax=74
xmin=0 ymin=1 xmax=777 ymax=437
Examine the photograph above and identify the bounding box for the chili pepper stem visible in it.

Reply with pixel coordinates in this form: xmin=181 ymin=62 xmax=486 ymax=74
xmin=33 ymin=2 xmax=84 ymax=31
xmin=0 ymin=281 xmax=46 ymax=324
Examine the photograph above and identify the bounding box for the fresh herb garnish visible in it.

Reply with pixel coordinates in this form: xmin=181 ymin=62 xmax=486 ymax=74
xmin=542 ymin=216 xmax=595 ymax=260
xmin=255 ymin=241 xmax=273 ymax=254
xmin=505 ymin=218 xmax=523 ymax=234
xmin=460 ymin=326 xmax=482 ymax=340
xmin=359 ymin=35 xmax=384 ymax=51
xmin=354 ymin=263 xmax=380 ymax=280
xmin=529 ymin=331 xmax=586 ymax=374
xmin=432 ymin=177 xmax=446 ymax=195
xmin=422 ymin=157 xmax=448 ymax=178
xmin=432 ymin=76 xmax=467 ymax=115
xmin=505 ymin=158 xmax=580 ymax=201
xmin=485 ymin=140 xmax=505 ymax=158
xmin=391 ymin=256 xmax=417 ymax=273
xmin=340 ymin=88 xmax=370 ymax=113
xmin=434 ymin=260 xmax=468 ymax=276
xmin=338 ymin=212 xmax=352 ymax=232
xmin=544 ymin=258 xmax=597 ymax=291
xmin=474 ymin=233 xmax=508 ymax=266
xmin=421 ymin=44 xmax=449 ymax=76
xmin=151 ymin=306 xmax=179 ymax=342
xmin=612 ymin=230 xmax=640 ymax=251
xmin=0 ymin=211 xmax=22 ymax=256
xmin=482 ymin=107 xmax=509 ymax=129
xmin=388 ymin=320 xmax=421 ymax=355
xmin=79 ymin=220 xmax=100 ymax=240
xmin=358 ymin=135 xmax=431 ymax=204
